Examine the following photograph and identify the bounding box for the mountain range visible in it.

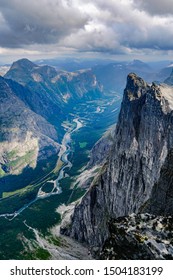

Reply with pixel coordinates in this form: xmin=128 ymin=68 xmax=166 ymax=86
xmin=30 ymin=58 xmax=173 ymax=94
xmin=0 ymin=58 xmax=103 ymax=191
xmin=4 ymin=58 xmax=103 ymax=121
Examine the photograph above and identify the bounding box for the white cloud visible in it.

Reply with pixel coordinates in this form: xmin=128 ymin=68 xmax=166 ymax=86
xmin=58 ymin=0 xmax=173 ymax=54
xmin=0 ymin=0 xmax=88 ymax=47
xmin=0 ymin=0 xmax=173 ymax=59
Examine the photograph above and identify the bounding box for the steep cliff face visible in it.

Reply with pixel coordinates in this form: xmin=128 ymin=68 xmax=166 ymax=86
xmin=74 ymin=126 xmax=116 ymax=190
xmin=61 ymin=73 xmax=173 ymax=255
xmin=88 ymin=126 xmax=116 ymax=169
xmin=145 ymin=148 xmax=173 ymax=215
xmin=0 ymin=76 xmax=59 ymax=177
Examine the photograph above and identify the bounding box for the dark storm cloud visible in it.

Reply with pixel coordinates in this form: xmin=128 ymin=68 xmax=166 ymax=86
xmin=0 ymin=0 xmax=88 ymax=48
xmin=133 ymin=0 xmax=173 ymax=16
xmin=1 ymin=0 xmax=173 ymax=57
xmin=59 ymin=0 xmax=173 ymax=55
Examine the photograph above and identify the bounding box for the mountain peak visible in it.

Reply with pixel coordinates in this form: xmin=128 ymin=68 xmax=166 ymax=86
xmin=127 ymin=72 xmax=146 ymax=85
xmin=10 ymin=58 xmax=37 ymax=71
xmin=133 ymin=59 xmax=144 ymax=64
xmin=4 ymin=58 xmax=38 ymax=85
xmin=125 ymin=73 xmax=148 ymax=100
xmin=131 ymin=59 xmax=151 ymax=70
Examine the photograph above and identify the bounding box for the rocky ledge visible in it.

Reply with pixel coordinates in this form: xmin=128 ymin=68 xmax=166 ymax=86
xmin=100 ymin=213 xmax=173 ymax=260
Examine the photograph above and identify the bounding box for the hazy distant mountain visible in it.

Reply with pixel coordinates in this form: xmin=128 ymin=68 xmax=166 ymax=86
xmin=164 ymin=67 xmax=173 ymax=85
xmin=147 ymin=60 xmax=172 ymax=71
xmin=156 ymin=64 xmax=173 ymax=83
xmin=92 ymin=59 xmax=153 ymax=93
xmin=35 ymin=57 xmax=114 ymax=72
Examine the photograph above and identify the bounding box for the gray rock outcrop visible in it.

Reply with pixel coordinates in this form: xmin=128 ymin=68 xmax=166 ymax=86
xmin=100 ymin=214 xmax=173 ymax=260
xmin=61 ymin=73 xmax=173 ymax=256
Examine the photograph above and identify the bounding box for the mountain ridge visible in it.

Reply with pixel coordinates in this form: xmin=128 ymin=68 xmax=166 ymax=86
xmin=0 ymin=75 xmax=59 ymax=180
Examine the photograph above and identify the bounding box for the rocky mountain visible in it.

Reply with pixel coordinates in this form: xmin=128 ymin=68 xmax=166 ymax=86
xmin=61 ymin=73 xmax=173 ymax=259
xmin=4 ymin=59 xmax=103 ymax=122
xmin=4 ymin=59 xmax=63 ymax=122
xmin=0 ymin=57 xmax=105 ymax=198
xmin=0 ymin=76 xmax=59 ymax=179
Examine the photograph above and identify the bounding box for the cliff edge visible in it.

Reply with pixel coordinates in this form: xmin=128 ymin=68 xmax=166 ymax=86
xmin=61 ymin=73 xmax=173 ymax=258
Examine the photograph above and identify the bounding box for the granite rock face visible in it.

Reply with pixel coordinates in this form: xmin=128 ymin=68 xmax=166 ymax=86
xmin=88 ymin=126 xmax=116 ymax=169
xmin=72 ymin=126 xmax=116 ymax=190
xmin=61 ymin=73 xmax=173 ymax=256
xmin=145 ymin=148 xmax=173 ymax=215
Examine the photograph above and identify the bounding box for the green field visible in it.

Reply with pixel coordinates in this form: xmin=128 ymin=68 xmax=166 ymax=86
xmin=79 ymin=142 xmax=87 ymax=148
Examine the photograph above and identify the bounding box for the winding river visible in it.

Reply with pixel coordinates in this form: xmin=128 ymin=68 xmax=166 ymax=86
xmin=0 ymin=117 xmax=83 ymax=221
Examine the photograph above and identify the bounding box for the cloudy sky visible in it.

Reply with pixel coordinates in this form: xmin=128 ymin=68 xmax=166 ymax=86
xmin=1 ymin=0 xmax=173 ymax=63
